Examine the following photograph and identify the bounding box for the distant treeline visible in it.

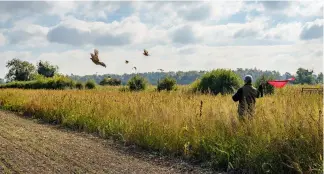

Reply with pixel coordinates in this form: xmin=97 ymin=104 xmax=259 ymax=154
xmin=0 ymin=57 xmax=322 ymax=86
xmin=69 ymin=68 xmax=296 ymax=85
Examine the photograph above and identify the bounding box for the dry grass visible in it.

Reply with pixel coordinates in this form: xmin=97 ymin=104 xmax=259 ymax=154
xmin=0 ymin=85 xmax=322 ymax=173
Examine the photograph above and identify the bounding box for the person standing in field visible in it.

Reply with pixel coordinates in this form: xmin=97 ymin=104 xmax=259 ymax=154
xmin=232 ymin=75 xmax=264 ymax=119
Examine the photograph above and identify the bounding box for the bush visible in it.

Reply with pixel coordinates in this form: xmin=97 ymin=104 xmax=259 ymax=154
xmin=194 ymin=69 xmax=242 ymax=95
xmin=119 ymin=85 xmax=130 ymax=92
xmin=0 ymin=75 xmax=76 ymax=90
xmin=99 ymin=77 xmax=121 ymax=86
xmin=255 ymin=74 xmax=275 ymax=95
xmin=75 ymin=82 xmax=84 ymax=90
xmin=157 ymin=76 xmax=177 ymax=91
xmin=127 ymin=75 xmax=148 ymax=91
xmin=85 ymin=80 xmax=96 ymax=89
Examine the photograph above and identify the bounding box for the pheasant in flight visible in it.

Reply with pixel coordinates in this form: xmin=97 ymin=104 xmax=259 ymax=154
xmin=143 ymin=49 xmax=149 ymax=56
xmin=90 ymin=49 xmax=106 ymax=68
xmin=125 ymin=60 xmax=129 ymax=64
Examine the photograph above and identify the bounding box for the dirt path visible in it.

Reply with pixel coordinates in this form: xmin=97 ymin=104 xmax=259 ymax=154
xmin=0 ymin=111 xmax=214 ymax=174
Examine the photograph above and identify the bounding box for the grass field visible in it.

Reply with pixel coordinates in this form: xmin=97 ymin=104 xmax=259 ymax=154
xmin=0 ymin=85 xmax=322 ymax=173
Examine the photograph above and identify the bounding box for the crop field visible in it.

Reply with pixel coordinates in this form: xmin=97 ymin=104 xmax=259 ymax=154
xmin=0 ymin=85 xmax=322 ymax=173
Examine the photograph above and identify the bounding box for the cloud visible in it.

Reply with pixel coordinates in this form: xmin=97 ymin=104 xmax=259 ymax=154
xmin=263 ymin=22 xmax=302 ymax=41
xmin=0 ymin=2 xmax=51 ymax=22
xmin=245 ymin=1 xmax=323 ymax=17
xmin=0 ymin=33 xmax=5 ymax=46
xmin=170 ymin=25 xmax=200 ymax=44
xmin=47 ymin=16 xmax=147 ymax=46
xmin=233 ymin=29 xmax=259 ymax=38
xmin=300 ymin=19 xmax=323 ymax=40
xmin=4 ymin=19 xmax=49 ymax=47
xmin=177 ymin=2 xmax=211 ymax=21
xmin=260 ymin=1 xmax=292 ymax=11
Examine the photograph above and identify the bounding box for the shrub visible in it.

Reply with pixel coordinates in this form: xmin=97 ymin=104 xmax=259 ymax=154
xmin=119 ymin=85 xmax=130 ymax=92
xmin=194 ymin=69 xmax=242 ymax=95
xmin=255 ymin=74 xmax=275 ymax=95
xmin=127 ymin=75 xmax=148 ymax=91
xmin=99 ymin=77 xmax=121 ymax=86
xmin=0 ymin=75 xmax=76 ymax=90
xmin=85 ymin=80 xmax=96 ymax=89
xmin=75 ymin=82 xmax=84 ymax=90
xmin=157 ymin=76 xmax=177 ymax=91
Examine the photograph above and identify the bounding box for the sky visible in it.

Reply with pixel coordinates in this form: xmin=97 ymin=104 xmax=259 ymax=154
xmin=0 ymin=1 xmax=323 ymax=78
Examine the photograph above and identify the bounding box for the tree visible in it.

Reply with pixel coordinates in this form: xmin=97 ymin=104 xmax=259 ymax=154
xmin=317 ymin=72 xmax=323 ymax=84
xmin=0 ymin=78 xmax=4 ymax=84
xmin=85 ymin=80 xmax=96 ymax=89
xmin=127 ymin=75 xmax=148 ymax=91
xmin=37 ymin=60 xmax=59 ymax=78
xmin=194 ymin=69 xmax=242 ymax=95
xmin=295 ymin=68 xmax=315 ymax=85
xmin=5 ymin=58 xmax=36 ymax=82
xmin=157 ymin=76 xmax=177 ymax=91
xmin=99 ymin=77 xmax=121 ymax=86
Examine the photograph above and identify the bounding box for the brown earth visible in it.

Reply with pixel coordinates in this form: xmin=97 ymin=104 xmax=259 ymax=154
xmin=0 ymin=111 xmax=216 ymax=174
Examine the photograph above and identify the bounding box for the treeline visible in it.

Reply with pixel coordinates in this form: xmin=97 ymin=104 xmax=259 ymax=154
xmin=69 ymin=68 xmax=323 ymax=85
xmin=0 ymin=58 xmax=322 ymax=88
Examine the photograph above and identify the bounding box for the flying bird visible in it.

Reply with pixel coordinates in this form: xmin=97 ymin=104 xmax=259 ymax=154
xmin=133 ymin=67 xmax=137 ymax=70
xmin=158 ymin=69 xmax=164 ymax=72
xmin=90 ymin=49 xmax=106 ymax=68
xmin=143 ymin=49 xmax=149 ymax=56
xmin=125 ymin=60 xmax=129 ymax=64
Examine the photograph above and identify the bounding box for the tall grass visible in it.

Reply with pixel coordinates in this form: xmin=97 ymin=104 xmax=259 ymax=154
xmin=0 ymin=86 xmax=322 ymax=173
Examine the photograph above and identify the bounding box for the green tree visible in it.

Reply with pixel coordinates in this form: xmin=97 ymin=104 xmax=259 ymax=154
xmin=195 ymin=69 xmax=242 ymax=95
xmin=99 ymin=77 xmax=121 ymax=86
xmin=127 ymin=75 xmax=148 ymax=91
xmin=295 ymin=68 xmax=315 ymax=85
xmin=0 ymin=78 xmax=4 ymax=84
xmin=37 ymin=60 xmax=59 ymax=78
xmin=5 ymin=58 xmax=36 ymax=82
xmin=157 ymin=76 xmax=177 ymax=91
xmin=317 ymin=72 xmax=323 ymax=84
xmin=85 ymin=80 xmax=96 ymax=89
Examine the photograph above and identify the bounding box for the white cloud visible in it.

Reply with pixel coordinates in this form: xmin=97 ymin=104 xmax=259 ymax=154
xmin=286 ymin=1 xmax=323 ymax=17
xmin=170 ymin=25 xmax=201 ymax=44
xmin=263 ymin=22 xmax=302 ymax=41
xmin=47 ymin=15 xmax=153 ymax=46
xmin=0 ymin=33 xmax=6 ymax=46
xmin=300 ymin=19 xmax=323 ymax=40
xmin=4 ymin=20 xmax=49 ymax=47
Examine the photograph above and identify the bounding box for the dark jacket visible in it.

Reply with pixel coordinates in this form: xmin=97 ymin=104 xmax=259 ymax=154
xmin=232 ymin=83 xmax=263 ymax=117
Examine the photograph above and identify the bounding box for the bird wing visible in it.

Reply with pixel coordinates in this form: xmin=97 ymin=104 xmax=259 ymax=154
xmin=144 ymin=49 xmax=148 ymax=54
xmin=90 ymin=51 xmax=99 ymax=62
xmin=94 ymin=49 xmax=99 ymax=56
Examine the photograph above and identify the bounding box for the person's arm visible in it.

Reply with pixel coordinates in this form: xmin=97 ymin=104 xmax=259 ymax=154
xmin=232 ymin=88 xmax=242 ymax=102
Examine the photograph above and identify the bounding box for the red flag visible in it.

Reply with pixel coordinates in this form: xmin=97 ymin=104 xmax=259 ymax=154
xmin=268 ymin=80 xmax=289 ymax=88
xmin=287 ymin=77 xmax=295 ymax=81
xmin=267 ymin=76 xmax=295 ymax=88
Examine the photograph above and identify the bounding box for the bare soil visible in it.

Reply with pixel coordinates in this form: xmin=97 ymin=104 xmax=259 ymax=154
xmin=0 ymin=111 xmax=216 ymax=174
